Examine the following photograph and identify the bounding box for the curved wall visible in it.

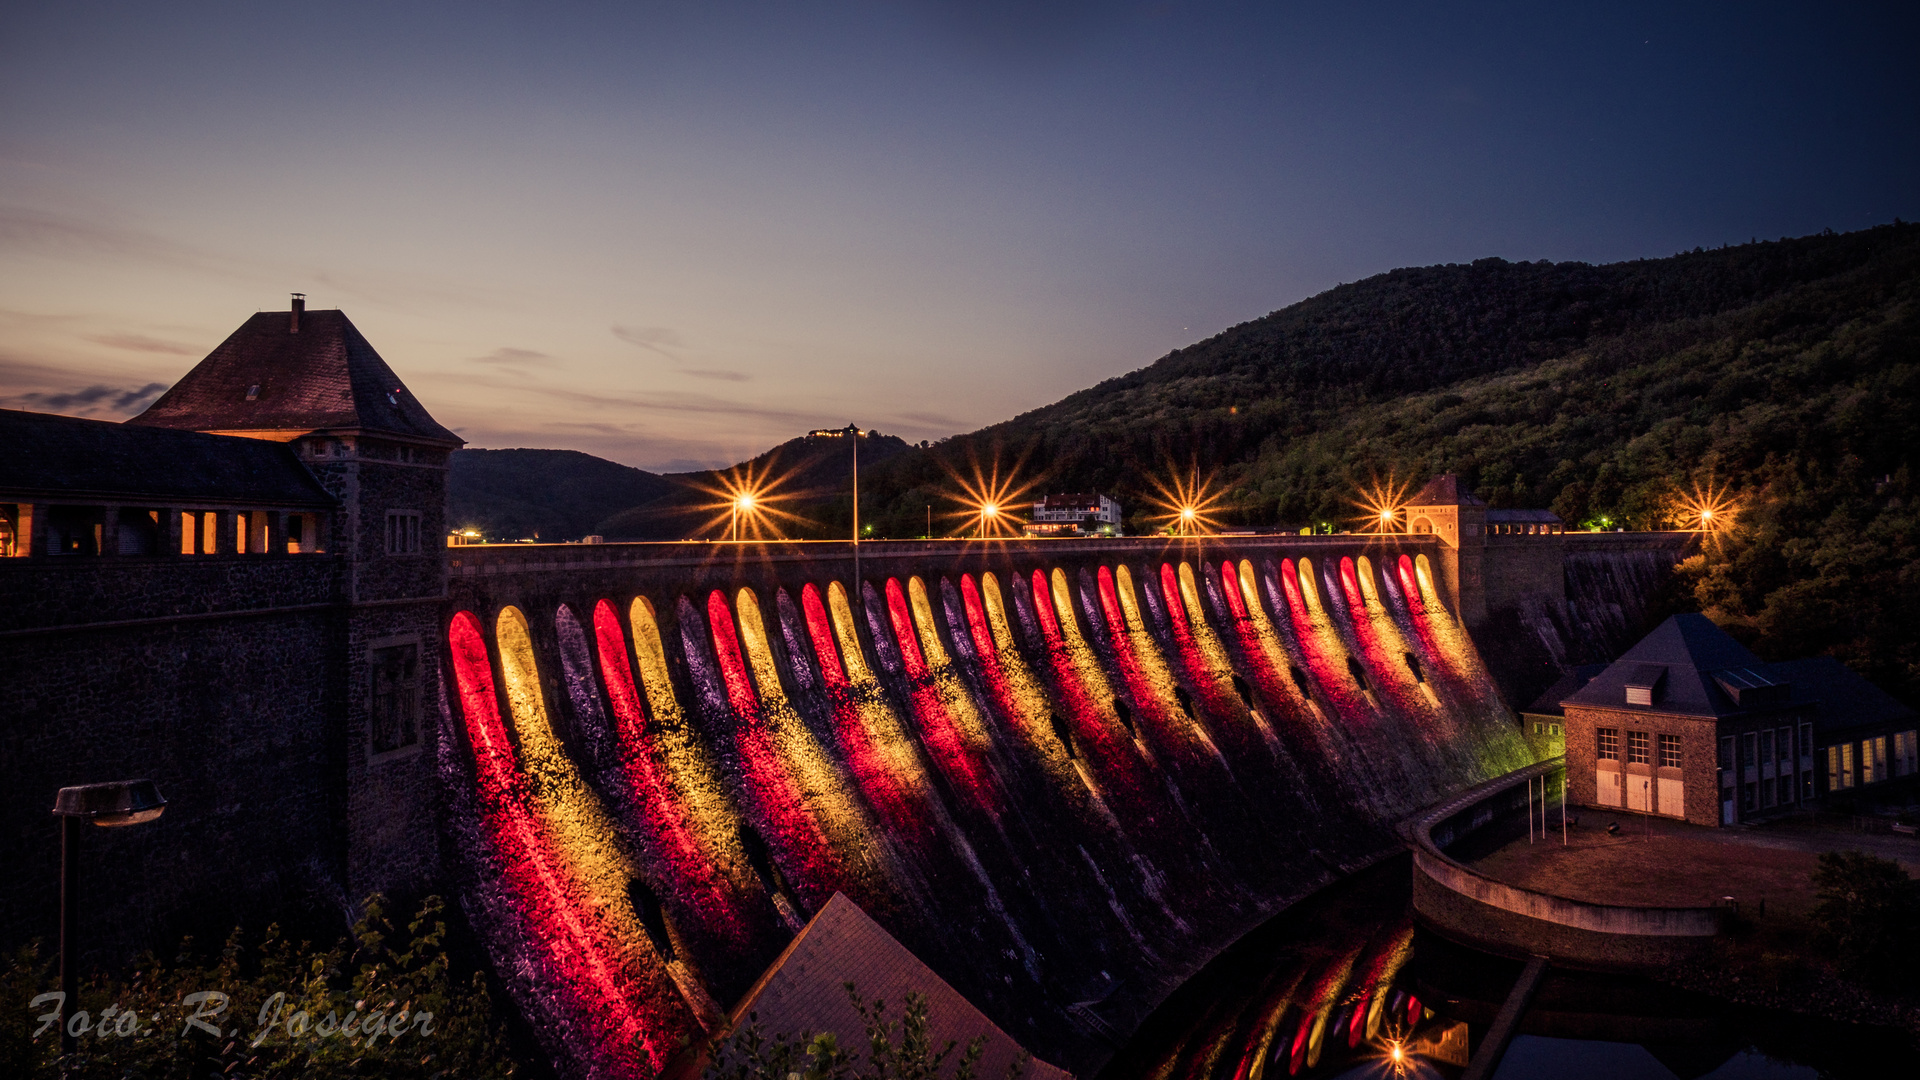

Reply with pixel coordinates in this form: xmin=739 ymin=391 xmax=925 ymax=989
xmin=435 ymin=537 xmax=1534 ymax=1076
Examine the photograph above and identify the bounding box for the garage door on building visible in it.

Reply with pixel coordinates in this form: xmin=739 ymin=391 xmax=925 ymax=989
xmin=1658 ymin=777 xmax=1684 ymax=819
xmin=1626 ymin=775 xmax=1651 ymax=812
xmin=1597 ymin=767 xmax=1622 ymax=807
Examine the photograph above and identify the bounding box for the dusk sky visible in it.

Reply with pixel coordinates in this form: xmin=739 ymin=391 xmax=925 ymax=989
xmin=3 ymin=1 xmax=1914 ymax=472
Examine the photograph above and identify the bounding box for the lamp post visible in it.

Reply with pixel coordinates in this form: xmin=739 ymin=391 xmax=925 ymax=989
xmin=51 ymin=780 xmax=167 ymax=1056
xmin=979 ymin=503 xmax=998 ymax=539
xmin=1179 ymin=506 xmax=1196 ymax=536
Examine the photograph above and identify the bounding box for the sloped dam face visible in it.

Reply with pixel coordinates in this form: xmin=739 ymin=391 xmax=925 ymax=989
xmin=435 ymin=539 xmax=1534 ymax=1077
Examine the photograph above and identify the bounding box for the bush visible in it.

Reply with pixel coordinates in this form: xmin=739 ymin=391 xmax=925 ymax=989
xmin=1810 ymin=849 xmax=1920 ymax=989
xmin=2 ymin=895 xmax=523 ymax=1079
xmin=698 ymin=984 xmax=1027 ymax=1080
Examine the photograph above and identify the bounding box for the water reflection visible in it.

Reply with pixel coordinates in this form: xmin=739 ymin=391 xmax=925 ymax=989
xmin=1101 ymin=855 xmax=1906 ymax=1080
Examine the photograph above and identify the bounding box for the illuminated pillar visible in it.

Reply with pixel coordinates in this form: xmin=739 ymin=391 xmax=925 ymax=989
xmin=11 ymin=503 xmax=33 ymax=557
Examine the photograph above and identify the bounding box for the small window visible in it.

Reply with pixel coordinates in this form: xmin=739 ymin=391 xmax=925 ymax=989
xmin=1597 ymin=727 xmax=1619 ymax=760
xmin=1658 ymin=734 xmax=1681 ymax=769
xmin=1627 ymin=730 xmax=1650 ymax=765
xmin=370 ymin=644 xmax=420 ymax=755
xmin=1549 ymin=723 xmax=1561 ymax=737
xmin=245 ymin=384 xmax=260 ymax=401
xmin=386 ymin=511 xmax=422 ymax=555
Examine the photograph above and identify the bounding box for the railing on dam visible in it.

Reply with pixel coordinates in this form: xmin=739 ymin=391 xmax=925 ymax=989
xmin=1409 ymin=758 xmax=1722 ymax=971
xmin=435 ymin=534 xmax=1539 ymax=1076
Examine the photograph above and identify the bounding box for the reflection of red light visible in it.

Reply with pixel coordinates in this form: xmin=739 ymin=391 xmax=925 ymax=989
xmin=591 ymin=600 xmax=749 ymax=948
xmin=704 ymin=590 xmax=844 ymax=909
xmin=448 ymin=611 xmax=685 ymax=1072
xmin=884 ymin=578 xmax=997 ymax=809
xmin=799 ymin=584 xmax=938 ymax=852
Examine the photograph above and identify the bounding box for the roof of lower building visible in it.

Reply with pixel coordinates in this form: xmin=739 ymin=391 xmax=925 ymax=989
xmin=0 ymin=408 xmax=335 ymax=506
xmin=1563 ymin=614 xmax=1914 ymax=730
xmin=1563 ymin=613 xmax=1780 ymax=718
xmin=127 ymin=306 xmax=462 ymax=446
xmin=1769 ymin=657 xmax=1916 ymax=733
xmin=1486 ymin=509 xmax=1563 ymax=523
xmin=711 ymin=893 xmax=1068 ymax=1080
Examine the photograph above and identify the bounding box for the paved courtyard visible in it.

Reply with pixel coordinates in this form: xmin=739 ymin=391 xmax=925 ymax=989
xmin=1466 ymin=812 xmax=1920 ymax=914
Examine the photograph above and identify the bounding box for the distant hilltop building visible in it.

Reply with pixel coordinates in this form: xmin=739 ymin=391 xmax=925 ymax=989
xmin=1023 ymin=492 xmax=1122 ymax=537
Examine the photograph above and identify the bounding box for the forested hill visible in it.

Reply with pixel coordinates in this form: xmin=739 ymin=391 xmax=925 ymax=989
xmin=851 ymin=222 xmax=1919 ymax=702
xmin=448 ymin=448 xmax=672 ymax=541
xmin=966 ymin=225 xmax=1920 ymax=498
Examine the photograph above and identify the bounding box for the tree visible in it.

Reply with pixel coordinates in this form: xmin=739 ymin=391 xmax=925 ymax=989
xmin=699 ymin=984 xmax=1027 ymax=1080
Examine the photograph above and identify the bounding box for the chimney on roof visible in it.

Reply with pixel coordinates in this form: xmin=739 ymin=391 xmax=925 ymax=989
xmin=290 ymin=293 xmax=305 ymax=333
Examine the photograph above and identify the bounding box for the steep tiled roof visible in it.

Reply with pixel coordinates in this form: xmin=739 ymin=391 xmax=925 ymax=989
xmin=714 ymin=893 xmax=1068 ymax=1080
xmin=0 ymin=408 xmax=334 ymax=506
xmin=1563 ymin=613 xmax=1772 ymax=718
xmin=127 ymin=308 xmax=461 ymax=445
xmin=1408 ymin=473 xmax=1485 ymax=506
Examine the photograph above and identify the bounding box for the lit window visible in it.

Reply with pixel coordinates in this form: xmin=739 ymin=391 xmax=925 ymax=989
xmin=1658 ymin=734 xmax=1681 ymax=769
xmin=1628 ymin=730 xmax=1650 ymax=765
xmin=1550 ymin=723 xmax=1561 ymax=737
xmin=1597 ymin=728 xmax=1619 ymax=760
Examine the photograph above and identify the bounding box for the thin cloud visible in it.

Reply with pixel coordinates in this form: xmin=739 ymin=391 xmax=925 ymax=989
xmin=612 ymin=324 xmax=686 ymax=360
xmin=2 ymin=381 xmax=167 ymax=418
xmin=677 ymin=368 xmax=749 ymax=382
xmin=83 ymin=332 xmax=201 ymax=356
xmin=474 ymin=347 xmax=553 ymax=366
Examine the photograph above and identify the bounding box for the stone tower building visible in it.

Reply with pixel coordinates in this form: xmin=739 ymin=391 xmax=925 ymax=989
xmin=125 ymin=296 xmax=466 ymax=903
xmin=0 ymin=297 xmax=461 ymax=961
xmin=1402 ymin=473 xmax=1487 ymax=624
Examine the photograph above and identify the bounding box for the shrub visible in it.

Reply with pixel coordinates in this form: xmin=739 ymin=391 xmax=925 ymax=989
xmin=3 ymin=894 xmax=522 ymax=1079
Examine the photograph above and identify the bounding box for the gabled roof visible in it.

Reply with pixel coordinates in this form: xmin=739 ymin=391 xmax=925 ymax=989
xmin=715 ymin=893 xmax=1067 ymax=1080
xmin=1523 ymin=663 xmax=1608 ymax=717
xmin=0 ymin=408 xmax=334 ymax=506
xmin=1407 ymin=473 xmax=1485 ymax=507
xmin=1563 ymin=613 xmax=1777 ymax=718
xmin=127 ymin=308 xmax=462 ymax=446
xmin=1770 ymin=657 xmax=1916 ymax=734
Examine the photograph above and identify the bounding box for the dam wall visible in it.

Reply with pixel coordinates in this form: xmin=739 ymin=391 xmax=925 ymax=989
xmin=436 ymin=536 xmax=1535 ymax=1075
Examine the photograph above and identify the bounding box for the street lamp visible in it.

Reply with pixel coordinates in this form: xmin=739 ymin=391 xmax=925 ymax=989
xmin=979 ymin=503 xmax=999 ymax=538
xmin=51 ymin=780 xmax=167 ymax=1055
xmin=1179 ymin=506 xmax=1196 ymax=535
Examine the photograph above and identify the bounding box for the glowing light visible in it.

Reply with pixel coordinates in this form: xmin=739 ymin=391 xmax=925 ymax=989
xmin=684 ymin=455 xmax=803 ymax=541
xmin=942 ymin=449 xmax=1032 ymax=538
xmin=1146 ymin=465 xmax=1228 ymax=536
xmin=1673 ymin=480 xmax=1740 ymax=539
xmin=1352 ymin=474 xmax=1414 ymax=534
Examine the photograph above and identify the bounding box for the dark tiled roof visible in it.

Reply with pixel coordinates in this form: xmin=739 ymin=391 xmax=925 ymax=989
xmin=1564 ymin=613 xmax=1771 ymax=718
xmin=127 ymin=309 xmax=462 ymax=445
xmin=1524 ymin=663 xmax=1608 ymax=716
xmin=1408 ymin=473 xmax=1486 ymax=506
xmin=719 ymin=894 xmax=1068 ymax=1080
xmin=0 ymin=409 xmax=334 ymax=506
xmin=1770 ymin=657 xmax=1916 ymax=734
